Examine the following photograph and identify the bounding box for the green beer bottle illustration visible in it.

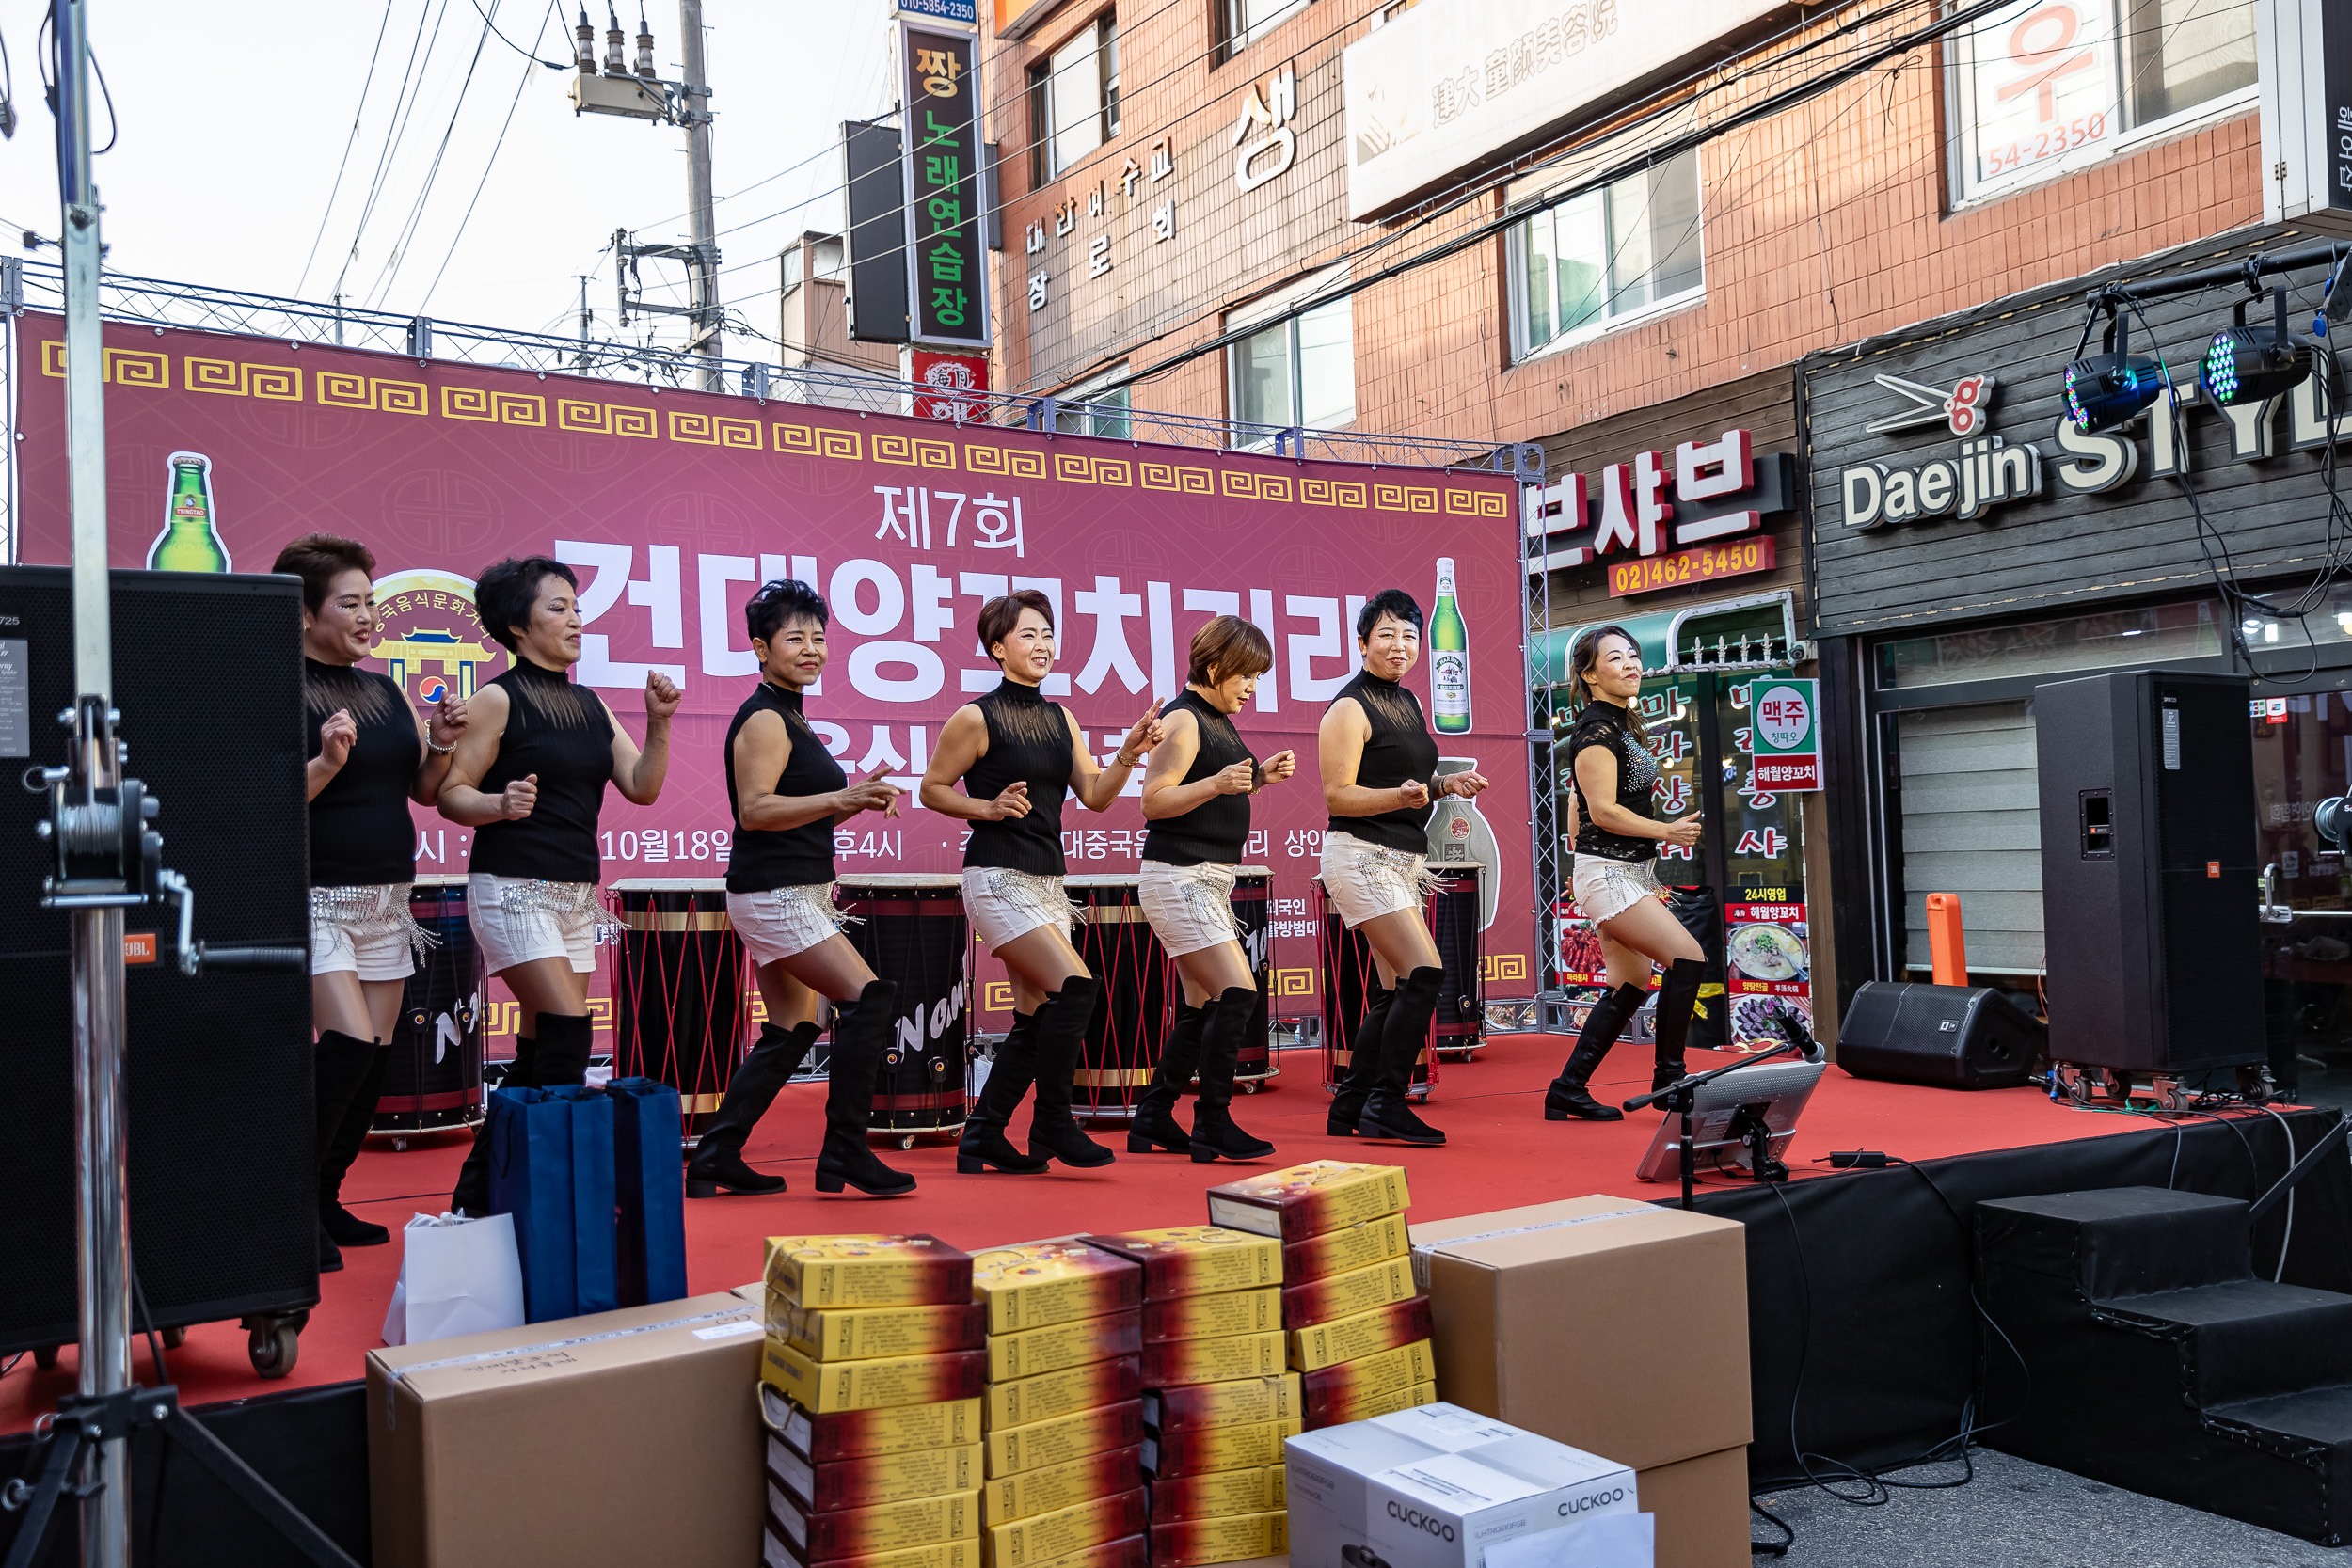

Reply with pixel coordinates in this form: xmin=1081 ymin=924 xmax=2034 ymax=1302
xmin=148 ymin=451 xmax=232 ymax=573
xmin=1431 ymin=555 xmax=1470 ymax=734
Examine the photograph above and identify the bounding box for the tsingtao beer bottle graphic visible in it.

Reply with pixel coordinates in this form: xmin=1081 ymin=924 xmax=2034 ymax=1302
xmin=1431 ymin=556 xmax=1470 ymax=734
xmin=148 ymin=451 xmax=231 ymax=573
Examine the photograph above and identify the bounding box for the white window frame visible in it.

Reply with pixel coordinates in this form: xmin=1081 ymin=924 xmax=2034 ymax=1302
xmin=1224 ymin=268 xmax=1356 ymax=447
xmin=1053 ymin=362 xmax=1132 ymax=438
xmin=1506 ymin=153 xmax=1706 ymax=366
xmin=1222 ymin=0 xmax=1308 ymax=56
xmin=1032 ymin=16 xmax=1121 ymax=183
xmin=1943 ymin=0 xmax=2259 ymax=211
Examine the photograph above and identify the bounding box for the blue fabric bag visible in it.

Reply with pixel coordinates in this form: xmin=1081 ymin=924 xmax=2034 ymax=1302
xmin=487 ymin=1084 xmax=619 ymax=1323
xmin=607 ymin=1076 xmax=688 ymax=1307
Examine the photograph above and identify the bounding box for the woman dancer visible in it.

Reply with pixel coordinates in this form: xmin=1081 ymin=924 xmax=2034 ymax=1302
xmin=684 ymin=578 xmax=915 ymax=1199
xmin=285 ymin=533 xmax=467 ymax=1273
xmin=1129 ymin=616 xmax=1294 ymax=1163
xmin=443 ymin=556 xmax=680 ymax=1215
xmin=920 ymin=589 xmax=1163 ymax=1174
xmin=1318 ymin=589 xmax=1489 ymax=1147
xmin=1543 ymin=625 xmax=1705 ymax=1121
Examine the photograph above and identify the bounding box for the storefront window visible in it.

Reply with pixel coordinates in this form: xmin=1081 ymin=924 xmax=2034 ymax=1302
xmin=1947 ymin=0 xmax=2255 ymax=206
xmin=1876 ymin=600 xmax=2222 ymax=689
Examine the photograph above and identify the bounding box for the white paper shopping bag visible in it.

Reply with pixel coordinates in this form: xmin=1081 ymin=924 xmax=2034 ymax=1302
xmin=382 ymin=1211 xmax=527 ymax=1347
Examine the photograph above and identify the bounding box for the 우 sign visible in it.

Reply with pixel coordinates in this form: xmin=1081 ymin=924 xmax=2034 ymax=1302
xmin=1749 ymin=677 xmax=1820 ymax=793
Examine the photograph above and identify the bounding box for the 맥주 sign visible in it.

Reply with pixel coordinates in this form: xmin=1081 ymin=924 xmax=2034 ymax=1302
xmin=1748 ymin=677 xmax=1820 ymax=793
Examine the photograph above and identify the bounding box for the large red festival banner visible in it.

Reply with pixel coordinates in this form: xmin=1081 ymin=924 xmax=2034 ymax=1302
xmin=10 ymin=315 xmax=1533 ymax=1044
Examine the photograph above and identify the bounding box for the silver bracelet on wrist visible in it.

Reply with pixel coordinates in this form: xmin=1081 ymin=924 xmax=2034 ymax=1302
xmin=424 ymin=732 xmax=456 ymax=754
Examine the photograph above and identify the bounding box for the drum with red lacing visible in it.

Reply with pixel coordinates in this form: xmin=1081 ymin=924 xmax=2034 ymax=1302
xmin=1231 ymin=866 xmax=1278 ymax=1091
xmin=607 ymin=878 xmax=749 ymax=1143
xmin=1067 ymin=875 xmax=1168 ymax=1118
xmin=1313 ymin=875 xmax=1440 ymax=1101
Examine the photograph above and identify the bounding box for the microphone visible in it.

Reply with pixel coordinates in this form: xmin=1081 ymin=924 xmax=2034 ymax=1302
xmin=1774 ymin=1010 xmax=1826 ymax=1064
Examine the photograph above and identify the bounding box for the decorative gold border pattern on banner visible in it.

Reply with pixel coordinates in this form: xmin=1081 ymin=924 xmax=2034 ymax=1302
xmin=35 ymin=332 xmax=1514 ymax=515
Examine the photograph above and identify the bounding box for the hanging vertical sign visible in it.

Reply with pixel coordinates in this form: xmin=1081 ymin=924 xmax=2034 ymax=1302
xmin=900 ymin=22 xmax=991 ymax=349
xmin=1748 ymin=677 xmax=1820 ymax=792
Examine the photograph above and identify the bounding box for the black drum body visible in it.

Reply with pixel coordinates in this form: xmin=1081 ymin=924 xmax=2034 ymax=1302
xmin=1231 ymin=869 xmax=1276 ymax=1088
xmin=373 ymin=877 xmax=485 ymax=1135
xmin=1312 ymin=877 xmax=1436 ymax=1101
xmin=1428 ymin=865 xmax=1486 ymax=1059
xmin=609 ymin=879 xmax=748 ymax=1141
xmin=838 ymin=876 xmax=970 ymax=1137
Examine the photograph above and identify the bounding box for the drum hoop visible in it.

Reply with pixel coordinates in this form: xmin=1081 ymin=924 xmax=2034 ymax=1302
xmin=619 ymin=911 xmax=736 ymax=932
xmin=838 ymin=898 xmax=964 ymax=918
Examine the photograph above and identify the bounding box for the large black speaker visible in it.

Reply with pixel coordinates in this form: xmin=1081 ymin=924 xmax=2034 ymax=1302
xmin=0 ymin=567 xmax=313 ymax=1356
xmin=1836 ymin=980 xmax=2043 ymax=1089
xmin=2034 ymin=669 xmax=2262 ymax=1074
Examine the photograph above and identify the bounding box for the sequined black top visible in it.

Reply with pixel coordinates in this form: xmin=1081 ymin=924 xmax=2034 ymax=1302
xmin=1570 ymin=700 xmax=1661 ymax=863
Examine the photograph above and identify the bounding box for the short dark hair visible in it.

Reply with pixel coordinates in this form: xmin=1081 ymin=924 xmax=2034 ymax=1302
xmin=745 ymin=578 xmax=828 ymax=646
xmin=1357 ymin=589 xmax=1423 ymax=642
xmin=1188 ymin=615 xmax=1273 ymax=686
xmin=474 ymin=556 xmax=580 ymax=652
xmin=977 ymin=588 xmax=1055 ymax=660
xmin=272 ymin=532 xmax=375 ymax=614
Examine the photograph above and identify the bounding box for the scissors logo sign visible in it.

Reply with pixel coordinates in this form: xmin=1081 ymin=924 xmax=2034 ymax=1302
xmin=1863 ymin=372 xmax=1999 ymax=437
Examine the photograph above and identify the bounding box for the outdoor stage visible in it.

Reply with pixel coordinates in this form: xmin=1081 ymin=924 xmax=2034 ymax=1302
xmin=0 ymin=1029 xmax=2177 ymax=1427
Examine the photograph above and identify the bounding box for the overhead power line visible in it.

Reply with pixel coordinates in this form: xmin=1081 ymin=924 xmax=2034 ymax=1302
xmin=295 ymin=0 xmax=400 ymax=298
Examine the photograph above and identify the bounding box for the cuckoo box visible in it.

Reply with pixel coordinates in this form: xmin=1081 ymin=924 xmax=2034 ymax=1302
xmin=1076 ymin=1227 xmax=1282 ymax=1300
xmin=764 ymin=1235 xmax=975 ymax=1310
xmin=971 ymin=1240 xmax=1145 ymax=1333
xmin=1205 ymin=1161 xmax=1411 ymax=1242
xmin=1408 ymin=1196 xmax=1748 ymax=1472
xmin=367 ymin=1294 xmax=766 ymax=1568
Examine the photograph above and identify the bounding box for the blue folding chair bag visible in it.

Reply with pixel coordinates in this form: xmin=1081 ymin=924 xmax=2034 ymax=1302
xmin=486 ymin=1086 xmax=579 ymax=1323
xmin=608 ymin=1077 xmax=689 ymax=1307
xmin=550 ymin=1085 xmax=619 ymax=1317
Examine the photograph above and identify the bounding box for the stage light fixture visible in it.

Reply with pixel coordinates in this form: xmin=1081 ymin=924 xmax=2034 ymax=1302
xmin=2064 ymin=311 xmax=2162 ymax=435
xmin=2201 ymin=287 xmax=2316 ymax=407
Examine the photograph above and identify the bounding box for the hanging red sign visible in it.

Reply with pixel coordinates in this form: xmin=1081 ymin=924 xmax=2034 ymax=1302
xmin=909 ymin=347 xmax=990 ymax=422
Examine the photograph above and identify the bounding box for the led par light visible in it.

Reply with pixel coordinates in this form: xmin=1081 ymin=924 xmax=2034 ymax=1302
xmin=2201 ymin=287 xmax=2315 ymax=407
xmin=2063 ymin=311 xmax=2161 ymax=434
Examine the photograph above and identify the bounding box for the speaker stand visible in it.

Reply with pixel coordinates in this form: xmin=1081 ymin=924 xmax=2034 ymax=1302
xmin=1727 ymin=1103 xmax=1790 ymax=1184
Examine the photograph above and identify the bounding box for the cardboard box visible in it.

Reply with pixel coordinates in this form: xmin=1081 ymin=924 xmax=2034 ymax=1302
xmin=768 ymin=1433 xmax=984 ymax=1513
xmin=973 ymin=1241 xmax=1145 ymax=1333
xmin=1408 ymin=1196 xmax=1749 ymax=1472
xmin=1306 ymin=1378 xmax=1437 ymax=1430
xmin=1283 ymin=1213 xmax=1410 ymax=1284
xmin=1640 ymin=1445 xmax=1752 ymax=1568
xmin=762 ymin=1529 xmax=977 ymax=1568
xmin=1077 ymin=1227 xmax=1282 ymax=1301
xmin=1281 ymin=1256 xmax=1418 ymax=1330
xmin=978 ymin=1444 xmax=1144 ymax=1525
xmin=985 ymin=1398 xmax=1145 ymax=1479
xmin=987 ymin=1309 xmax=1142 ymax=1381
xmin=1140 ymin=1287 xmax=1280 ymax=1343
xmin=765 ymin=1236 xmax=976 ymax=1310
xmin=984 ymin=1484 xmax=1147 ymax=1568
xmin=1142 ymin=1414 xmax=1302 ymax=1478
xmin=986 ymin=1354 xmax=1143 ymax=1430
xmin=1144 ymin=1462 xmax=1286 ymax=1520
xmin=1144 ymin=1510 xmax=1287 ymax=1568
xmin=763 ymin=1385 xmax=983 ymax=1463
xmin=1364 ymin=1439 xmax=1637 ymax=1568
xmin=1204 ymin=1161 xmax=1410 ymax=1241
xmin=773 ymin=1301 xmax=989 ymax=1361
xmin=1142 ymin=1371 xmax=1301 ymax=1433
xmin=768 ymin=1480 xmax=978 ymax=1562
xmin=1291 ymin=1295 xmax=1435 ymax=1374
xmin=762 ymin=1336 xmax=988 ymax=1414
xmin=1139 ymin=1327 xmax=1287 ymax=1387
xmin=1017 ymin=1537 xmax=1145 ymax=1568
xmin=367 ymin=1294 xmax=765 ymax=1568
xmin=1301 ymin=1339 xmax=1438 ymax=1425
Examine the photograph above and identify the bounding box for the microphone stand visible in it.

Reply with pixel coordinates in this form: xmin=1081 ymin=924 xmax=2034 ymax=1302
xmin=1624 ymin=1038 xmax=1810 ymax=1212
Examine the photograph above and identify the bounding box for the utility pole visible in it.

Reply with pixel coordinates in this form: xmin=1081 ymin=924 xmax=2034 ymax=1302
xmin=677 ymin=0 xmax=720 ymax=388
xmin=576 ymin=274 xmax=593 ymax=369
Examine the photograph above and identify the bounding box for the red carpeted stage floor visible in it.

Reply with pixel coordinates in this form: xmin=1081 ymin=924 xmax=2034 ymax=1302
xmin=0 ymin=1034 xmax=2153 ymax=1431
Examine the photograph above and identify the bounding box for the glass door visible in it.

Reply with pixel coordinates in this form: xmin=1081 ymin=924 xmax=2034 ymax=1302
xmin=2250 ymin=689 xmax=2352 ymax=1101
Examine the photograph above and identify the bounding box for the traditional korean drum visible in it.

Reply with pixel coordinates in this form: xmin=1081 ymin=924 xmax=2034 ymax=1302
xmin=1067 ymin=875 xmax=1171 ymax=1117
xmin=607 ymin=879 xmax=748 ymax=1142
xmin=1312 ymin=876 xmax=1436 ymax=1101
xmin=372 ymin=876 xmax=485 ymax=1136
xmin=836 ymin=874 xmax=970 ymax=1140
xmin=1428 ymin=863 xmax=1486 ymax=1059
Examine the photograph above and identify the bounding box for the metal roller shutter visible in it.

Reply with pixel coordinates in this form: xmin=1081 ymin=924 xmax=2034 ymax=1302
xmin=1898 ymin=700 xmax=2044 ymax=974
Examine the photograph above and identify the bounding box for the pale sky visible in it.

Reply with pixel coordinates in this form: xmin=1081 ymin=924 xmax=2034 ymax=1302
xmin=0 ymin=0 xmax=892 ymax=352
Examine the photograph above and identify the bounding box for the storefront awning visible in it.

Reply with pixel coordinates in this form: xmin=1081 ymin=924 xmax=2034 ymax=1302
xmin=1531 ymin=591 xmax=1797 ymax=685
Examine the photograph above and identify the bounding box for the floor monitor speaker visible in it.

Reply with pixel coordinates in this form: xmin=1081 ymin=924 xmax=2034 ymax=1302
xmin=1836 ymin=980 xmax=2044 ymax=1089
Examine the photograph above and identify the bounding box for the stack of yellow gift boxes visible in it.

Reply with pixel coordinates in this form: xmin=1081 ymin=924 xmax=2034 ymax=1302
xmin=757 ymin=1235 xmax=987 ymax=1568
xmin=969 ymin=1241 xmax=1151 ymax=1568
xmin=1075 ymin=1226 xmax=1292 ymax=1567
xmin=1204 ymin=1162 xmax=1436 ymax=1430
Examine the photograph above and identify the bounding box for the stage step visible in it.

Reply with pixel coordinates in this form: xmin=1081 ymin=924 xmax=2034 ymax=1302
xmin=1978 ymin=1185 xmax=2352 ymax=1545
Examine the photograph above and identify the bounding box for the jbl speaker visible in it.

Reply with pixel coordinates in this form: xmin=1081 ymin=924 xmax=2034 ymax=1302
xmin=0 ymin=567 xmax=313 ymax=1355
xmin=1836 ymin=981 xmax=2044 ymax=1089
xmin=2033 ymin=670 xmax=2262 ymax=1074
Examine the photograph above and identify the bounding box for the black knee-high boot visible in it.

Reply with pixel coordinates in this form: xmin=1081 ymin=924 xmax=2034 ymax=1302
xmin=685 ymin=1019 xmax=820 ymax=1196
xmin=451 ymin=1034 xmax=530 ymax=1219
xmin=1327 ymin=977 xmax=1393 ymax=1135
xmin=313 ymin=1030 xmax=379 ymax=1272
xmin=958 ymin=1008 xmax=1052 ymax=1174
xmin=1649 ymin=959 xmax=1706 ymax=1094
xmin=1028 ymin=976 xmax=1115 ymax=1168
xmin=1545 ymin=984 xmax=1646 ymax=1121
xmin=320 ymin=1037 xmax=392 ymax=1247
xmin=815 ymin=981 xmax=916 ymax=1196
xmin=1189 ymin=987 xmax=1276 ymax=1163
xmin=1128 ymin=997 xmax=1204 ymax=1155
xmin=1359 ymin=967 xmax=1445 ymax=1146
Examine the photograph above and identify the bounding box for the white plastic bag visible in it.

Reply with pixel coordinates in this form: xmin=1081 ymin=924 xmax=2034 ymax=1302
xmin=382 ymin=1211 xmax=527 ymax=1347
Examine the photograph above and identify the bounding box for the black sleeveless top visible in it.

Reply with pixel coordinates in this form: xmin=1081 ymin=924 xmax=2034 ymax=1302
xmin=304 ymin=658 xmax=421 ymax=887
xmin=1570 ymin=700 xmax=1660 ymax=863
xmin=1327 ymin=671 xmax=1438 ymax=853
xmin=963 ymin=679 xmax=1073 ymax=876
xmin=1142 ymin=689 xmax=1256 ymax=867
xmin=724 ymin=682 xmax=845 ymax=893
xmin=471 ymin=660 xmax=616 ymax=884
